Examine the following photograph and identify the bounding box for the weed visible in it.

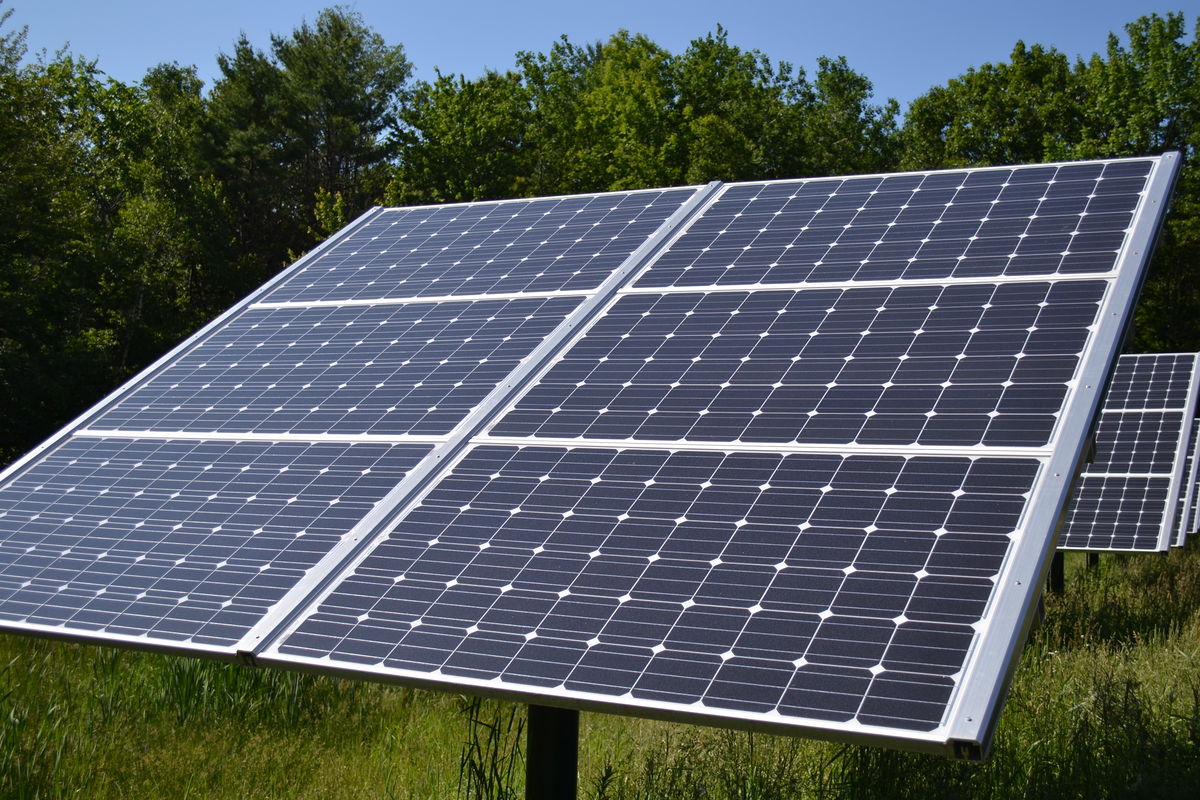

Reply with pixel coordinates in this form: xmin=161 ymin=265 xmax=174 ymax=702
xmin=456 ymin=696 xmax=525 ymax=800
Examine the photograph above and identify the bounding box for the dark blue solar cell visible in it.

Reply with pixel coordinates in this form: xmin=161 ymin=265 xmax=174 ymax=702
xmin=0 ymin=436 xmax=428 ymax=646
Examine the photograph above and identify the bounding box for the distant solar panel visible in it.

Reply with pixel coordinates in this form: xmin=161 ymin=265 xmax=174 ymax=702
xmin=260 ymin=154 xmax=1178 ymax=758
xmin=1059 ymin=352 xmax=1200 ymax=551
xmin=1174 ymin=417 xmax=1200 ymax=546
xmin=0 ymin=186 xmax=711 ymax=657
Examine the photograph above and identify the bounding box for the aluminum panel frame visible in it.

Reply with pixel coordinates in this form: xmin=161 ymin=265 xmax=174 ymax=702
xmin=945 ymin=151 xmax=1180 ymax=753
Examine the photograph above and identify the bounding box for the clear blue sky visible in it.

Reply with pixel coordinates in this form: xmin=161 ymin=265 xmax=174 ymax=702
xmin=8 ymin=1 xmax=1198 ymax=110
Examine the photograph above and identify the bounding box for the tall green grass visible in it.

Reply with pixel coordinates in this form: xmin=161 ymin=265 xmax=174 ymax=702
xmin=3 ymin=543 xmax=1200 ymax=799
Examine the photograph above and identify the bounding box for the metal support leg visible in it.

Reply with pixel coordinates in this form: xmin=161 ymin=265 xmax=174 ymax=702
xmin=1049 ymin=551 xmax=1065 ymax=594
xmin=526 ymin=705 xmax=578 ymax=800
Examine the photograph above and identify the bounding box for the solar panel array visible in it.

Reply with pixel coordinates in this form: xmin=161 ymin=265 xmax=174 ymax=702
xmin=0 ymin=186 xmax=709 ymax=655
xmin=258 ymin=155 xmax=1177 ymax=757
xmin=0 ymin=155 xmax=1179 ymax=759
xmin=1058 ymin=352 xmax=1200 ymax=552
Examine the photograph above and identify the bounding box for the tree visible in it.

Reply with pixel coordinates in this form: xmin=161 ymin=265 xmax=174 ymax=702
xmin=797 ymin=56 xmax=900 ymax=176
xmin=203 ymin=34 xmax=298 ymax=287
xmin=0 ymin=53 xmax=201 ymax=458
xmin=899 ymin=41 xmax=1078 ymax=169
xmin=272 ymin=7 xmax=411 ymax=208
xmin=388 ymin=69 xmax=531 ymax=204
xmin=670 ymin=26 xmax=806 ymax=183
xmin=204 ymin=6 xmax=410 ymax=286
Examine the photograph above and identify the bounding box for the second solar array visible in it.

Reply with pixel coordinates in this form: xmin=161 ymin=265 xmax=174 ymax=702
xmin=1059 ymin=352 xmax=1200 ymax=551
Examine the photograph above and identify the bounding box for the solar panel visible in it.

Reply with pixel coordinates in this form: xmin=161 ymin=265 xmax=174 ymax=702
xmin=491 ymin=281 xmax=1103 ymax=448
xmin=258 ymin=154 xmax=1179 ymax=758
xmin=1058 ymin=353 xmax=1200 ymax=551
xmin=0 ymin=186 xmax=712 ymax=658
xmin=263 ymin=190 xmax=698 ymax=303
xmin=1188 ymin=417 xmax=1200 ymax=541
xmin=634 ymin=162 xmax=1146 ymax=290
xmin=0 ymin=437 xmax=429 ymax=648
xmin=1173 ymin=416 xmax=1200 ymax=546
xmin=273 ymin=444 xmax=1034 ymax=733
xmin=91 ymin=296 xmax=584 ymax=437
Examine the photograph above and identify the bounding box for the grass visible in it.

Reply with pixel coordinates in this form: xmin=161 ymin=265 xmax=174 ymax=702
xmin=3 ymin=543 xmax=1200 ymax=799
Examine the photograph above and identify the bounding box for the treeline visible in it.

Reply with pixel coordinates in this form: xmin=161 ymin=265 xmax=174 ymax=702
xmin=1 ymin=5 xmax=1198 ymax=461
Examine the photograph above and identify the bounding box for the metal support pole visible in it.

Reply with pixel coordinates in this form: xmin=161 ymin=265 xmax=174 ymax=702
xmin=1049 ymin=551 xmax=1065 ymax=594
xmin=526 ymin=705 xmax=578 ymax=800
xmin=1087 ymin=552 xmax=1100 ymax=570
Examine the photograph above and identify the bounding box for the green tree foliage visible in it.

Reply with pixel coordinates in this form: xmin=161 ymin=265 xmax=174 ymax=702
xmin=2 ymin=3 xmax=1200 ymax=462
xmin=272 ymin=8 xmax=411 ymax=208
xmin=568 ymin=31 xmax=677 ymax=190
xmin=899 ymin=42 xmax=1079 ymax=168
xmin=388 ymin=70 xmax=531 ymax=204
xmin=670 ymin=26 xmax=807 ymax=182
xmin=801 ymin=56 xmax=900 ymax=175
xmin=0 ymin=38 xmax=223 ymax=459
xmin=394 ymin=27 xmax=895 ymax=201
xmin=204 ymin=6 xmax=410 ymax=290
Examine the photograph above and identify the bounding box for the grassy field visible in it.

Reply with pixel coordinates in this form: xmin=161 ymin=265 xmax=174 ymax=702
xmin=3 ymin=544 xmax=1200 ymax=800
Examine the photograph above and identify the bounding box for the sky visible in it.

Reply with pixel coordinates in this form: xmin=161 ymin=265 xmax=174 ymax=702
xmin=8 ymin=0 xmax=1199 ymax=111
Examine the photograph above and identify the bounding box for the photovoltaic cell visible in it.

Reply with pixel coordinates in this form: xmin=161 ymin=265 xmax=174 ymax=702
xmin=0 ymin=437 xmax=428 ymax=647
xmin=636 ymin=160 xmax=1150 ymax=290
xmin=276 ymin=444 xmax=1038 ymax=732
xmin=264 ymin=189 xmax=700 ymax=303
xmin=1059 ymin=352 xmax=1200 ymax=551
xmin=494 ymin=281 xmax=1105 ymax=447
xmin=93 ymin=296 xmax=582 ymax=437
